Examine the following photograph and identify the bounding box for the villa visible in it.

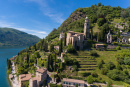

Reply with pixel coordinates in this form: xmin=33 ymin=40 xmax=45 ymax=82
xmin=62 ymin=78 xmax=86 ymax=87
xmin=19 ymin=68 xmax=47 ymax=87
xmin=19 ymin=74 xmax=32 ymax=87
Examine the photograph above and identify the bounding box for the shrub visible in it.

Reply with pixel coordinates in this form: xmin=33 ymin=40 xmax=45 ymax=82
xmin=91 ymin=71 xmax=98 ymax=77
xmin=67 ymin=44 xmax=76 ymax=53
xmin=116 ymin=64 xmax=122 ymax=70
xmin=86 ymin=75 xmax=94 ymax=84
xmin=98 ymin=62 xmax=103 ymax=69
xmin=101 ymin=68 xmax=108 ymax=75
xmin=107 ymin=69 xmax=129 ymax=81
xmin=106 ymin=62 xmax=115 ymax=70
xmin=116 ymin=46 xmax=121 ymax=50
xmin=79 ymin=72 xmax=91 ymax=77
xmin=124 ymin=57 xmax=130 ymax=65
xmin=117 ymin=58 xmax=124 ymax=64
xmin=107 ymin=80 xmax=112 ymax=87
xmin=90 ymin=51 xmax=99 ymax=57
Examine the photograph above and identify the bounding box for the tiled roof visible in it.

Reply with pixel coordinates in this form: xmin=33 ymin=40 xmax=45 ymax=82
xmin=63 ymin=78 xmax=85 ymax=84
xmin=36 ymin=68 xmax=47 ymax=74
xmin=68 ymin=31 xmax=84 ymax=35
xmin=19 ymin=74 xmax=31 ymax=81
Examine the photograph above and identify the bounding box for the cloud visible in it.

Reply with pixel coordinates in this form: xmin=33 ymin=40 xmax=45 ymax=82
xmin=0 ymin=21 xmax=48 ymax=38
xmin=25 ymin=0 xmax=64 ymax=24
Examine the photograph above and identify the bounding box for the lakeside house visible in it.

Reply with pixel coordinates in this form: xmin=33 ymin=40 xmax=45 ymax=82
xmin=9 ymin=74 xmax=13 ymax=80
xmin=10 ymin=55 xmax=17 ymax=61
xmin=62 ymin=78 xmax=86 ymax=87
xmin=19 ymin=74 xmax=32 ymax=87
xmin=18 ymin=68 xmax=47 ymax=87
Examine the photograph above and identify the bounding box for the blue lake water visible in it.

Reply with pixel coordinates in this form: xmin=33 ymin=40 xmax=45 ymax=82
xmin=0 ymin=46 xmax=27 ymax=87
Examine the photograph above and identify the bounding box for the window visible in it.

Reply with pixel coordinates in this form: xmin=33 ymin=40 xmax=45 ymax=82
xmin=73 ymin=83 xmax=75 ymax=85
xmin=66 ymin=82 xmax=68 ymax=84
xmin=79 ymin=84 xmax=81 ymax=86
xmin=63 ymin=82 xmax=65 ymax=84
xmin=69 ymin=82 xmax=71 ymax=85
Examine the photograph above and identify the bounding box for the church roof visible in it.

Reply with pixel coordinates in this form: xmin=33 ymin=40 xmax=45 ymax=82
xmin=68 ymin=31 xmax=84 ymax=35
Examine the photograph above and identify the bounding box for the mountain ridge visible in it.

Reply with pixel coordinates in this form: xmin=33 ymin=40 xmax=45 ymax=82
xmin=0 ymin=27 xmax=40 ymax=46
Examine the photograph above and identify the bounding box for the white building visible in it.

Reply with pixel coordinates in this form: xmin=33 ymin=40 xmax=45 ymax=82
xmin=62 ymin=78 xmax=86 ymax=87
xmin=107 ymin=31 xmax=112 ymax=43
xmin=122 ymin=37 xmax=127 ymax=43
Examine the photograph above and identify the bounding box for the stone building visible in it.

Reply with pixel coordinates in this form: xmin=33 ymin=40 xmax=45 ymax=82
xmin=59 ymin=32 xmax=65 ymax=40
xmin=107 ymin=31 xmax=112 ymax=43
xmin=66 ymin=17 xmax=89 ymax=50
xmin=95 ymin=44 xmax=105 ymax=50
xmin=19 ymin=74 xmax=32 ymax=87
xmin=117 ymin=38 xmax=120 ymax=43
xmin=19 ymin=68 xmax=47 ymax=87
xmin=122 ymin=37 xmax=127 ymax=43
xmin=29 ymin=68 xmax=47 ymax=87
xmin=62 ymin=78 xmax=86 ymax=87
xmin=84 ymin=17 xmax=90 ymax=38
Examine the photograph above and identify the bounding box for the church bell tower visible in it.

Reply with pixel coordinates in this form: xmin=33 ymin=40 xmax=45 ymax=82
xmin=84 ymin=17 xmax=90 ymax=39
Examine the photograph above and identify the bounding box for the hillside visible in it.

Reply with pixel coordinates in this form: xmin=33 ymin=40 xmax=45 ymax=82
xmin=46 ymin=5 xmax=130 ymax=41
xmin=7 ymin=4 xmax=130 ymax=87
xmin=0 ymin=28 xmax=40 ymax=46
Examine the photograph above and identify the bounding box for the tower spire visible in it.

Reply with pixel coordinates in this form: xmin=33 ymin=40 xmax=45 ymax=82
xmin=84 ymin=16 xmax=90 ymax=39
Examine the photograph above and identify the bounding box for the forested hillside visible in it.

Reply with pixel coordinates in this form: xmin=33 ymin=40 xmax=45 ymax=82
xmin=46 ymin=3 xmax=130 ymax=41
xmin=0 ymin=28 xmax=40 ymax=46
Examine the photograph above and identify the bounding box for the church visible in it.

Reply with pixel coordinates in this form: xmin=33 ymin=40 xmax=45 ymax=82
xmin=66 ymin=17 xmax=90 ymax=50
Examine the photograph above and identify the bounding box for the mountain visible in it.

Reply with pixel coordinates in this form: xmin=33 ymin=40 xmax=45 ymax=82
xmin=46 ymin=5 xmax=130 ymax=41
xmin=0 ymin=28 xmax=40 ymax=46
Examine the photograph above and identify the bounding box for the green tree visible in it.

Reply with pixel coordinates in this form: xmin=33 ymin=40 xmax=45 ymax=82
xmin=75 ymin=84 xmax=78 ymax=87
xmin=107 ymin=80 xmax=112 ymax=87
xmin=124 ymin=57 xmax=130 ymax=65
xmin=97 ymin=18 xmax=105 ymax=26
xmin=106 ymin=62 xmax=115 ymax=70
xmin=91 ymin=28 xmax=93 ymax=40
xmin=50 ymin=44 xmax=54 ymax=52
xmin=98 ymin=2 xmax=102 ymax=6
xmin=87 ymin=75 xmax=94 ymax=84
xmin=43 ymin=80 xmax=46 ymax=87
xmin=118 ymin=30 xmax=120 ymax=38
xmin=64 ymin=32 xmax=66 ymax=46
xmin=116 ymin=46 xmax=121 ymax=50
xmin=59 ymin=39 xmax=63 ymax=55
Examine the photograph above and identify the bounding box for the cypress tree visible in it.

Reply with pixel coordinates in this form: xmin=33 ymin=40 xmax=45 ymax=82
xmin=54 ymin=53 xmax=56 ymax=71
xmin=50 ymin=44 xmax=54 ymax=52
xmin=64 ymin=32 xmax=66 ymax=46
xmin=118 ymin=30 xmax=120 ymax=38
xmin=59 ymin=39 xmax=62 ymax=55
xmin=47 ymin=54 xmax=50 ymax=71
xmin=91 ymin=29 xmax=93 ymax=40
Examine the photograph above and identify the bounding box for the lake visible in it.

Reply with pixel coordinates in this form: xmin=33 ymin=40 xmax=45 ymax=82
xmin=0 ymin=46 xmax=27 ymax=87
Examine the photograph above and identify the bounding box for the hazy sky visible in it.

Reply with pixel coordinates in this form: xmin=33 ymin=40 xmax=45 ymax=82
xmin=0 ymin=0 xmax=129 ymax=38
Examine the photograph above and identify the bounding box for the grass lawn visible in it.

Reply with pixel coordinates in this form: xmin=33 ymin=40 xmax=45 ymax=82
xmin=95 ymin=50 xmax=121 ymax=65
xmin=113 ymin=18 xmax=123 ymax=23
xmin=94 ymin=50 xmax=124 ymax=85
xmin=93 ymin=23 xmax=99 ymax=33
xmin=65 ymin=49 xmax=130 ymax=85
xmin=67 ymin=49 xmax=125 ymax=85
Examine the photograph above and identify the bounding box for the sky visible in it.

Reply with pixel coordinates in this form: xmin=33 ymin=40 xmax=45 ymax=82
xmin=0 ymin=0 xmax=129 ymax=38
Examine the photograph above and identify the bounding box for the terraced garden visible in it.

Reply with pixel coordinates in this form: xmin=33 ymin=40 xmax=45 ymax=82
xmin=67 ymin=51 xmax=97 ymax=73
